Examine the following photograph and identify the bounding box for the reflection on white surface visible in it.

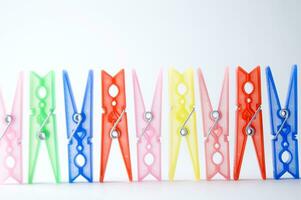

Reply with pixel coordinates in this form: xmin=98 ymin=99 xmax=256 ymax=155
xmin=0 ymin=180 xmax=301 ymax=200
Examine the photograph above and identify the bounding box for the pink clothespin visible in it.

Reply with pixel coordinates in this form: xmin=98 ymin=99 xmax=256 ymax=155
xmin=0 ymin=73 xmax=23 ymax=184
xmin=198 ymin=68 xmax=230 ymax=180
xmin=132 ymin=70 xmax=162 ymax=181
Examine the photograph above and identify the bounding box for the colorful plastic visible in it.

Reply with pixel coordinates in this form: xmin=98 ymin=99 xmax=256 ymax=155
xmin=168 ymin=68 xmax=200 ymax=181
xmin=28 ymin=71 xmax=60 ymax=183
xmin=63 ymin=70 xmax=94 ymax=183
xmin=198 ymin=68 xmax=230 ymax=180
xmin=100 ymin=69 xmax=132 ymax=182
xmin=266 ymin=65 xmax=299 ymax=179
xmin=0 ymin=73 xmax=23 ymax=184
xmin=132 ymin=70 xmax=162 ymax=181
xmin=233 ymin=66 xmax=266 ymax=180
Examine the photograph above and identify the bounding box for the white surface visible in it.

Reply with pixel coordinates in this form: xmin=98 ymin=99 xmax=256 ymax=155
xmin=0 ymin=0 xmax=301 ymax=199
xmin=0 ymin=180 xmax=300 ymax=200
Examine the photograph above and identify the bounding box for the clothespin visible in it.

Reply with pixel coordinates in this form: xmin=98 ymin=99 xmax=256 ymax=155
xmin=233 ymin=66 xmax=266 ymax=180
xmin=169 ymin=68 xmax=200 ymax=181
xmin=0 ymin=73 xmax=23 ymax=184
xmin=132 ymin=70 xmax=163 ymax=181
xmin=266 ymin=65 xmax=299 ymax=179
xmin=28 ymin=71 xmax=60 ymax=183
xmin=100 ymin=69 xmax=132 ymax=182
xmin=198 ymin=68 xmax=230 ymax=180
xmin=63 ymin=70 xmax=94 ymax=183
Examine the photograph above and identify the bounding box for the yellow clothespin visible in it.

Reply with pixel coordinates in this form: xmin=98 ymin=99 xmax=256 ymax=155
xmin=168 ymin=68 xmax=200 ymax=181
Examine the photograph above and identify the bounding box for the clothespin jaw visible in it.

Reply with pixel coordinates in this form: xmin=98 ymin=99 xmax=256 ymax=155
xmin=198 ymin=68 xmax=230 ymax=180
xmin=0 ymin=73 xmax=23 ymax=184
xmin=266 ymin=65 xmax=299 ymax=179
xmin=28 ymin=71 xmax=60 ymax=183
xmin=132 ymin=69 xmax=162 ymax=181
xmin=168 ymin=68 xmax=200 ymax=181
xmin=100 ymin=69 xmax=132 ymax=182
xmin=63 ymin=70 xmax=94 ymax=183
xmin=234 ymin=66 xmax=266 ymax=180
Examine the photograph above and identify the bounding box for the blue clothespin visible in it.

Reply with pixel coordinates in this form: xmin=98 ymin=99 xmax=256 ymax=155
xmin=266 ymin=65 xmax=299 ymax=179
xmin=63 ymin=70 xmax=94 ymax=183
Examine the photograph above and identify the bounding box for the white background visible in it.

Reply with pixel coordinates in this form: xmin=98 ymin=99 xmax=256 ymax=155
xmin=0 ymin=0 xmax=301 ymax=199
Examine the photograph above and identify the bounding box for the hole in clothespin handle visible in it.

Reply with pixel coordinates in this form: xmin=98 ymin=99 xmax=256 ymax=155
xmin=37 ymin=86 xmax=47 ymax=99
xmin=5 ymin=156 xmax=16 ymax=169
xmin=144 ymin=153 xmax=154 ymax=166
xmin=281 ymin=150 xmax=292 ymax=164
xmin=109 ymin=84 xmax=119 ymax=97
xmin=177 ymin=83 xmax=187 ymax=95
xmin=212 ymin=152 xmax=223 ymax=165
xmin=244 ymin=82 xmax=254 ymax=94
xmin=75 ymin=154 xmax=86 ymax=168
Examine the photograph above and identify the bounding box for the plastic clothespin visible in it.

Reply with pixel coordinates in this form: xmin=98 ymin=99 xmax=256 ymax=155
xmin=266 ymin=65 xmax=299 ymax=179
xmin=100 ymin=69 xmax=132 ymax=182
xmin=233 ymin=66 xmax=266 ymax=180
xmin=169 ymin=68 xmax=200 ymax=181
xmin=132 ymin=70 xmax=163 ymax=181
xmin=63 ymin=70 xmax=94 ymax=183
xmin=0 ymin=73 xmax=23 ymax=184
xmin=198 ymin=68 xmax=230 ymax=180
xmin=28 ymin=71 xmax=60 ymax=183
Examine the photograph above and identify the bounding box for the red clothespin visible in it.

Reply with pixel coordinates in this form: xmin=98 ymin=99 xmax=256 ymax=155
xmin=100 ymin=69 xmax=132 ymax=182
xmin=234 ymin=66 xmax=266 ymax=180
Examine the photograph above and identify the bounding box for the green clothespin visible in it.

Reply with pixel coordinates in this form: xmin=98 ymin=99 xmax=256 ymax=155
xmin=28 ymin=71 xmax=60 ymax=183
